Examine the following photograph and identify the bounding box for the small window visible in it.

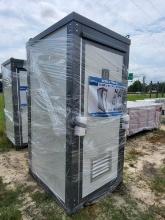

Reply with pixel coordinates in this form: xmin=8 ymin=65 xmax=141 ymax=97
xmin=102 ymin=69 xmax=109 ymax=80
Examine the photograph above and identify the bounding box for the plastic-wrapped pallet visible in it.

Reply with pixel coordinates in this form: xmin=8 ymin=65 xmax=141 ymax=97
xmin=127 ymin=101 xmax=162 ymax=136
xmin=26 ymin=12 xmax=130 ymax=213
xmin=144 ymin=98 xmax=165 ymax=115
xmin=1 ymin=58 xmax=28 ymax=149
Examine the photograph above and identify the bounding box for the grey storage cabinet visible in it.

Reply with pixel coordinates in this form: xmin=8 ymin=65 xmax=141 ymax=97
xmin=27 ymin=12 xmax=130 ymax=213
xmin=1 ymin=58 xmax=28 ymax=149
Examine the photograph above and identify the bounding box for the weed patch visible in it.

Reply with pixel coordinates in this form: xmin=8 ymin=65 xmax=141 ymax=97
xmin=147 ymin=130 xmax=165 ymax=144
xmin=0 ymin=177 xmax=22 ymax=219
xmin=150 ymin=165 xmax=165 ymax=193
xmin=0 ymin=94 xmax=13 ymax=152
xmin=100 ymin=195 xmax=155 ymax=220
xmin=31 ymin=191 xmax=54 ymax=204
xmin=125 ymin=148 xmax=144 ymax=162
xmin=30 ymin=190 xmax=64 ymax=219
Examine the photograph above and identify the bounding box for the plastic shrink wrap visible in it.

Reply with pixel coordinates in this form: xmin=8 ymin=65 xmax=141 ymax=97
xmin=1 ymin=58 xmax=28 ymax=149
xmin=143 ymin=98 xmax=165 ymax=115
xmin=127 ymin=101 xmax=162 ymax=136
xmin=27 ymin=12 xmax=130 ymax=213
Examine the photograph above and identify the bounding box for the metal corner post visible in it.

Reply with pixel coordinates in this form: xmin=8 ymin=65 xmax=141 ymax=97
xmin=11 ymin=60 xmax=21 ymax=148
xmin=65 ymin=20 xmax=82 ymax=212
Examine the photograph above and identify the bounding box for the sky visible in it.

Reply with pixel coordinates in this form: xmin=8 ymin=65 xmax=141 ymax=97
xmin=0 ymin=0 xmax=165 ymax=83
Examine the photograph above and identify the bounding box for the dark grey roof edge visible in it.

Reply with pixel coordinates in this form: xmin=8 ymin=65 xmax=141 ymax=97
xmin=28 ymin=12 xmax=131 ymax=45
xmin=2 ymin=58 xmax=25 ymax=66
xmin=1 ymin=58 xmax=11 ymax=66
xmin=28 ymin=12 xmax=74 ymax=43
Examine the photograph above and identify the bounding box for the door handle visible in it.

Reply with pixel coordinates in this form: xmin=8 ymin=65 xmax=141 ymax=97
xmin=74 ymin=116 xmax=87 ymax=137
xmin=121 ymin=114 xmax=129 ymax=130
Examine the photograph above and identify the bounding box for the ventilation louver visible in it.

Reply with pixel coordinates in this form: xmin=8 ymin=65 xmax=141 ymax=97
xmin=91 ymin=152 xmax=112 ymax=181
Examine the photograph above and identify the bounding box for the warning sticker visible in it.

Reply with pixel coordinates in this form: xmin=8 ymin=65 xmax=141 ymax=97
xmin=88 ymin=76 xmax=127 ymax=117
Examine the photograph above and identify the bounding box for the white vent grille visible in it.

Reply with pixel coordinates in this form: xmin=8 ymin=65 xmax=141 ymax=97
xmin=91 ymin=152 xmax=112 ymax=181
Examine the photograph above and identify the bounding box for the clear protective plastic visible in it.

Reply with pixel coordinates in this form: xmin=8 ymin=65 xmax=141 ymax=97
xmin=127 ymin=101 xmax=162 ymax=136
xmin=1 ymin=61 xmax=28 ymax=147
xmin=143 ymin=98 xmax=165 ymax=114
xmin=27 ymin=26 xmax=129 ymax=213
xmin=2 ymin=65 xmax=15 ymax=143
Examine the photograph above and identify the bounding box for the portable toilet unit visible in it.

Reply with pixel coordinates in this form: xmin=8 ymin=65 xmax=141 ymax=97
xmin=27 ymin=12 xmax=130 ymax=213
xmin=1 ymin=58 xmax=28 ymax=149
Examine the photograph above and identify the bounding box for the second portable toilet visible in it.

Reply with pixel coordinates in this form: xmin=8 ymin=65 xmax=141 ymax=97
xmin=2 ymin=58 xmax=28 ymax=149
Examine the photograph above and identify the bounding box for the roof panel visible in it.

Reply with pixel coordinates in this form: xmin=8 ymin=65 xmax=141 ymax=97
xmin=29 ymin=12 xmax=130 ymax=45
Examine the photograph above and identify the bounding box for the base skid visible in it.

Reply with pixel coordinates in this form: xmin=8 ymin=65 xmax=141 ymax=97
xmin=29 ymin=168 xmax=122 ymax=214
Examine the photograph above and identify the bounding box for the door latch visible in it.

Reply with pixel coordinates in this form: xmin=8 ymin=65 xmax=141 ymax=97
xmin=74 ymin=116 xmax=87 ymax=136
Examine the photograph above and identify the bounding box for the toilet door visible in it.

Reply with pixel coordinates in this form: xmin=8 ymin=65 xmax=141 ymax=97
xmin=81 ymin=39 xmax=126 ymax=198
xmin=17 ymin=68 xmax=28 ymax=144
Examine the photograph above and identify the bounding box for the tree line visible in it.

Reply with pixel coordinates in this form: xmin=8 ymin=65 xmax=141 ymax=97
xmin=128 ymin=80 xmax=165 ymax=94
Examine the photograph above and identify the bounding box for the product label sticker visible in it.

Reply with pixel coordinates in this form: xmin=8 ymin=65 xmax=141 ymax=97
xmin=20 ymin=86 xmax=28 ymax=106
xmin=88 ymin=76 xmax=127 ymax=117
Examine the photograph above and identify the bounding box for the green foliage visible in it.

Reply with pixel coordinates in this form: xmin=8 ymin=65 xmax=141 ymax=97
xmin=127 ymin=93 xmax=164 ymax=101
xmin=125 ymin=148 xmax=144 ymax=162
xmin=147 ymin=81 xmax=165 ymax=93
xmin=0 ymin=133 xmax=13 ymax=152
xmin=0 ymin=94 xmax=5 ymax=132
xmin=147 ymin=129 xmax=165 ymax=144
xmin=0 ymin=207 xmax=22 ymax=220
xmin=0 ymin=177 xmax=22 ymax=220
xmin=30 ymin=191 xmax=65 ymax=220
xmin=0 ymin=94 xmax=13 ymax=152
xmin=100 ymin=195 xmax=155 ymax=220
xmin=30 ymin=186 xmax=157 ymax=220
xmin=128 ymin=80 xmax=165 ymax=93
xmin=31 ymin=191 xmax=53 ymax=204
xmin=127 ymin=93 xmax=150 ymax=101
xmin=150 ymin=205 xmax=165 ymax=218
xmin=128 ymin=80 xmax=143 ymax=93
xmin=150 ymin=165 xmax=165 ymax=193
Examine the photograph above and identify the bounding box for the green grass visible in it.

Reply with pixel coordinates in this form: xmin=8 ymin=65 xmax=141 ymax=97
xmin=147 ymin=129 xmax=165 ymax=144
xmin=31 ymin=191 xmax=54 ymax=204
xmin=30 ymin=191 xmax=64 ymax=220
xmin=0 ymin=177 xmax=22 ymax=220
xmin=28 ymin=186 xmax=157 ymax=220
xmin=128 ymin=93 xmax=150 ymax=101
xmin=0 ymin=167 xmax=159 ymax=220
xmin=150 ymin=205 xmax=165 ymax=219
xmin=0 ymin=91 xmax=164 ymax=219
xmin=127 ymin=93 xmax=164 ymax=101
xmin=0 ymin=94 xmax=13 ymax=152
xmin=0 ymin=207 xmax=22 ymax=220
xmin=97 ymin=193 xmax=155 ymax=220
xmin=125 ymin=148 xmax=145 ymax=162
xmin=150 ymin=165 xmax=165 ymax=193
xmin=0 ymin=94 xmax=5 ymax=131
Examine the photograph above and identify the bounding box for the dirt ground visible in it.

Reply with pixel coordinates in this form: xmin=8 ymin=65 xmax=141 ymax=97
xmin=0 ymin=126 xmax=165 ymax=220
xmin=125 ymin=127 xmax=165 ymax=208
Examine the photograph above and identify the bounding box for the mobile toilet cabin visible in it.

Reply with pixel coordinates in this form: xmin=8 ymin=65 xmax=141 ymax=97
xmin=1 ymin=58 xmax=28 ymax=149
xmin=27 ymin=12 xmax=130 ymax=213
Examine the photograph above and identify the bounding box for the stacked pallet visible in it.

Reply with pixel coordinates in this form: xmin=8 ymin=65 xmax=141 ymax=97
xmin=127 ymin=101 xmax=162 ymax=136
